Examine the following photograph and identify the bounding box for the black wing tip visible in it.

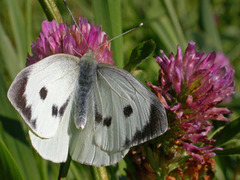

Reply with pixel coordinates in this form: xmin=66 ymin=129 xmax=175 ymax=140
xmin=123 ymin=99 xmax=168 ymax=149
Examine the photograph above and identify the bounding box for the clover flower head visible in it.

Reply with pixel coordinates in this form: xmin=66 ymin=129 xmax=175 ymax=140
xmin=148 ymin=41 xmax=235 ymax=163
xmin=27 ymin=17 xmax=113 ymax=66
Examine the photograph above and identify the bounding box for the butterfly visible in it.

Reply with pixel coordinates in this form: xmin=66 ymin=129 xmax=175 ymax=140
xmin=7 ymin=47 xmax=167 ymax=166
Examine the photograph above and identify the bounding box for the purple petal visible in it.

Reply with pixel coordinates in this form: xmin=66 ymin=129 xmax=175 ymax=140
xmin=63 ymin=35 xmax=76 ymax=55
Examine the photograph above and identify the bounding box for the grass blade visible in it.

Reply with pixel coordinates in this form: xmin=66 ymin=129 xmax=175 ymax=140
xmin=215 ymin=146 xmax=240 ymax=156
xmin=199 ymin=0 xmax=222 ymax=50
xmin=0 ymin=116 xmax=41 ymax=180
xmin=26 ymin=0 xmax=32 ymax=53
xmin=0 ymin=21 xmax=21 ymax=79
xmin=5 ymin=0 xmax=27 ymax=69
xmin=0 ymin=138 xmax=23 ymax=180
xmin=162 ymin=0 xmax=186 ymax=47
xmin=92 ymin=0 xmax=123 ymax=67
xmin=0 ymin=71 xmax=18 ymax=118
xmin=213 ymin=117 xmax=240 ymax=146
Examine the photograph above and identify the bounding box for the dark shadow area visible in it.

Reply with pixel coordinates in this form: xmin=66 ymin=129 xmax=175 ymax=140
xmin=0 ymin=115 xmax=28 ymax=146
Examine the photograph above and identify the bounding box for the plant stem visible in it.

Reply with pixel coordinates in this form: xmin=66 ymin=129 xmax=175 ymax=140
xmin=39 ymin=0 xmax=63 ymax=23
xmin=92 ymin=167 xmax=109 ymax=180
xmin=58 ymin=155 xmax=71 ymax=180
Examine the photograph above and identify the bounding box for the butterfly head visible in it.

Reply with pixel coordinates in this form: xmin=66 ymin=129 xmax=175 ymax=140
xmin=82 ymin=50 xmax=95 ymax=60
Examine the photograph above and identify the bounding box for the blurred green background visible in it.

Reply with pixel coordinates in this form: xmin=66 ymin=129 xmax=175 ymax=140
xmin=0 ymin=0 xmax=240 ymax=179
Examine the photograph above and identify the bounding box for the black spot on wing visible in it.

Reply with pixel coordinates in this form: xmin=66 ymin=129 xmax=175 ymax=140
xmin=95 ymin=106 xmax=102 ymax=123
xmin=52 ymin=105 xmax=58 ymax=117
xmin=103 ymin=117 xmax=112 ymax=127
xmin=39 ymin=87 xmax=47 ymax=100
xmin=123 ymin=105 xmax=133 ymax=118
xmin=59 ymin=98 xmax=69 ymax=117
xmin=13 ymin=70 xmax=36 ymax=129
xmin=31 ymin=119 xmax=37 ymax=129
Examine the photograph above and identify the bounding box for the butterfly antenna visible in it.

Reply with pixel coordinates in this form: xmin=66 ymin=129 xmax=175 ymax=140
xmin=63 ymin=0 xmax=90 ymax=50
xmin=94 ymin=23 xmax=143 ymax=52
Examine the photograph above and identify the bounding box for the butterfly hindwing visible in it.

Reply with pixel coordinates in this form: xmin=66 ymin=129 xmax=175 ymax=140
xmin=29 ymin=96 xmax=73 ymax=163
xmin=7 ymin=54 xmax=80 ymax=138
xmin=69 ymin=93 xmax=129 ymax=166
xmin=93 ymin=64 xmax=168 ymax=152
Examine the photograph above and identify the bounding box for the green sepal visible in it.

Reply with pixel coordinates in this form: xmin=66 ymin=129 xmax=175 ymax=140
xmin=124 ymin=40 xmax=156 ymax=72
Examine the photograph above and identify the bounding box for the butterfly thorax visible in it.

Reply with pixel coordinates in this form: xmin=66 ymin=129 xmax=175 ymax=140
xmin=75 ymin=50 xmax=98 ymax=129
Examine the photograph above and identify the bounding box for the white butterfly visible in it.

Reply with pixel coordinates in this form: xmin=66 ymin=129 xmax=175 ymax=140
xmin=7 ymin=50 xmax=167 ymax=166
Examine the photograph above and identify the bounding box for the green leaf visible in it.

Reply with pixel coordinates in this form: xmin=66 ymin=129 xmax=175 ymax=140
xmin=124 ymin=40 xmax=156 ymax=72
xmin=92 ymin=0 xmax=123 ymax=67
xmin=131 ymin=70 xmax=148 ymax=84
xmin=212 ymin=117 xmax=240 ymax=146
xmin=215 ymin=146 xmax=240 ymax=156
xmin=0 ymin=138 xmax=23 ymax=180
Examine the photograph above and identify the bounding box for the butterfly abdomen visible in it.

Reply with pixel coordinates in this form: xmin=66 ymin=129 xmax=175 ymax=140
xmin=75 ymin=53 xmax=98 ymax=129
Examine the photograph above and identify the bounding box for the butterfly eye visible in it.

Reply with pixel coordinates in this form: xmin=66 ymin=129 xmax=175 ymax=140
xmin=123 ymin=105 xmax=133 ymax=118
xmin=39 ymin=87 xmax=48 ymax=100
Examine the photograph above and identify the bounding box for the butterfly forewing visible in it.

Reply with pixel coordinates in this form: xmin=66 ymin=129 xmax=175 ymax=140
xmin=7 ymin=54 xmax=80 ymax=138
xmin=93 ymin=63 xmax=168 ymax=152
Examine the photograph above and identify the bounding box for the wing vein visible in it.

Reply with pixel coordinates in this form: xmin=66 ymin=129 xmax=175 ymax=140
xmin=97 ymin=71 xmax=130 ymax=103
